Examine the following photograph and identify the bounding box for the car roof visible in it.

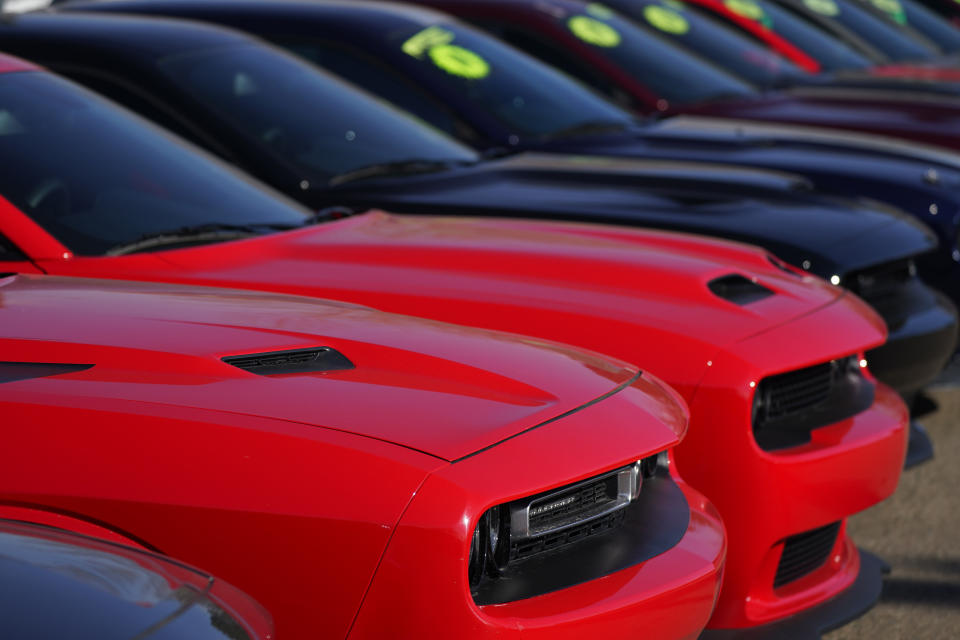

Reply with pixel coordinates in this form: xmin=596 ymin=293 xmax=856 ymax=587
xmin=0 ymin=10 xmax=253 ymax=61
xmin=66 ymin=0 xmax=447 ymax=25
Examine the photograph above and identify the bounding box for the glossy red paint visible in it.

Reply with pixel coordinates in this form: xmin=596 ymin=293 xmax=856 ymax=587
xmin=2 ymin=207 xmax=907 ymax=629
xmin=0 ymin=274 xmax=722 ymax=640
xmin=0 ymin=64 xmax=908 ymax=631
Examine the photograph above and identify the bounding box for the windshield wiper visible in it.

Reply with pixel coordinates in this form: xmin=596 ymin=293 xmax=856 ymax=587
xmin=542 ymin=120 xmax=632 ymax=140
xmin=328 ymin=158 xmax=469 ymax=186
xmin=105 ymin=222 xmax=275 ymax=256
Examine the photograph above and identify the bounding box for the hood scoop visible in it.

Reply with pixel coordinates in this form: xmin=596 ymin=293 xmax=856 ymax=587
xmin=222 ymin=347 xmax=354 ymax=376
xmin=0 ymin=362 xmax=93 ymax=384
xmin=708 ymin=275 xmax=775 ymax=306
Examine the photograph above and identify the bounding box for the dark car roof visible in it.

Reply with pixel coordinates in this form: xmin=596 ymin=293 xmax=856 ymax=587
xmin=64 ymin=0 xmax=446 ymax=25
xmin=0 ymin=9 xmax=251 ymax=60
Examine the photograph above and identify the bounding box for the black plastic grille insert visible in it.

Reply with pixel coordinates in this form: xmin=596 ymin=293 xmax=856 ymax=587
xmin=775 ymin=521 xmax=842 ymax=589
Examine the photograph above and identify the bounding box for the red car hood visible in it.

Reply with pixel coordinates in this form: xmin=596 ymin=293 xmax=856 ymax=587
xmin=0 ymin=274 xmax=684 ymax=461
xmin=682 ymin=88 xmax=960 ymax=150
xmin=67 ymin=212 xmax=850 ymax=353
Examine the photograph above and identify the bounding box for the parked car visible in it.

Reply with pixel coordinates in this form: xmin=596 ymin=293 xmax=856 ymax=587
xmin=2 ymin=9 xmax=954 ymax=447
xmin=0 ymin=272 xmax=729 ymax=639
xmin=0 ymin=518 xmax=274 ymax=640
xmin=78 ymin=0 xmax=960 ymax=445
xmin=0 ymin=54 xmax=909 ymax=637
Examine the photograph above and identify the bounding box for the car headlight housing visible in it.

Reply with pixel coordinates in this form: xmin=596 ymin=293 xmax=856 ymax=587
xmin=467 ymin=452 xmax=666 ymax=591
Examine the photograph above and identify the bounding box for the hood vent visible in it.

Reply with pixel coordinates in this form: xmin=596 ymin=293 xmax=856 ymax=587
xmin=708 ymin=274 xmax=774 ymax=305
xmin=223 ymin=347 xmax=354 ymax=376
xmin=0 ymin=362 xmax=93 ymax=384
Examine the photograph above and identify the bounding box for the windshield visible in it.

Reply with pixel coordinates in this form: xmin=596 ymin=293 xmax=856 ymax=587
xmin=800 ymin=0 xmax=939 ymax=60
xmin=386 ymin=21 xmax=635 ymax=137
xmin=159 ymin=44 xmax=480 ymax=184
xmin=851 ymin=0 xmax=960 ymax=53
xmin=722 ymin=0 xmax=872 ymax=69
xmin=0 ymin=72 xmax=311 ymax=256
xmin=550 ymin=3 xmax=756 ymax=104
xmin=606 ymin=0 xmax=808 ymax=88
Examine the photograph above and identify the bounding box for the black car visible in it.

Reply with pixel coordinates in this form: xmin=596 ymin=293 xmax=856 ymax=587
xmin=2 ymin=10 xmax=955 ymax=463
xmin=0 ymin=519 xmax=273 ymax=640
xmin=61 ymin=1 xmax=960 ymax=312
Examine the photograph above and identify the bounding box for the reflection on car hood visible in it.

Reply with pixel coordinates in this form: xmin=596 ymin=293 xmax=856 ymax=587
xmin=145 ymin=210 xmax=857 ymax=358
xmin=650 ymin=114 xmax=960 ymax=172
xmin=326 ymin=151 xmax=936 ymax=276
xmin=678 ymin=89 xmax=960 ymax=152
xmin=0 ymin=274 xmax=675 ymax=461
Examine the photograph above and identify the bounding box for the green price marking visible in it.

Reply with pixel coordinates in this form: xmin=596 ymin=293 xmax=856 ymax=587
xmin=644 ymin=5 xmax=691 ymax=34
xmin=568 ymin=15 xmax=623 ymax=47
xmin=803 ymin=0 xmax=840 ymax=16
xmin=869 ymin=0 xmax=907 ymax=23
xmin=428 ymin=44 xmax=490 ymax=79
xmin=402 ymin=25 xmax=455 ymax=58
xmin=403 ymin=26 xmax=491 ymax=79
xmin=724 ymin=0 xmax=774 ymax=27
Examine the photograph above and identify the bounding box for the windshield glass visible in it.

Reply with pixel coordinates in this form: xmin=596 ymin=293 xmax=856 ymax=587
xmin=0 ymin=71 xmax=311 ymax=256
xmin=550 ymin=3 xmax=756 ymax=104
xmin=804 ymin=0 xmax=939 ymax=60
xmin=159 ymin=44 xmax=480 ymax=184
xmin=386 ymin=21 xmax=634 ymax=137
xmin=606 ymin=0 xmax=808 ymax=88
xmin=722 ymin=0 xmax=872 ymax=69
xmin=851 ymin=0 xmax=960 ymax=52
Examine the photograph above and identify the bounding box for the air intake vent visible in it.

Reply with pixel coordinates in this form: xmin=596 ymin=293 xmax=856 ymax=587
xmin=0 ymin=362 xmax=93 ymax=384
xmin=708 ymin=274 xmax=774 ymax=305
xmin=775 ymin=521 xmax=842 ymax=589
xmin=753 ymin=356 xmax=875 ymax=450
xmin=222 ymin=347 xmax=354 ymax=375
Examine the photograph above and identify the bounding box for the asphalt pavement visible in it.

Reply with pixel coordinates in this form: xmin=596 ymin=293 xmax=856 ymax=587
xmin=826 ymin=361 xmax=960 ymax=639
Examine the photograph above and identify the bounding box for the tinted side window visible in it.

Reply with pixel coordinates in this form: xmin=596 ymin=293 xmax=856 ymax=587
xmin=471 ymin=19 xmax=642 ymax=111
xmin=277 ymin=38 xmax=476 ymax=140
xmin=50 ymin=65 xmax=239 ymax=162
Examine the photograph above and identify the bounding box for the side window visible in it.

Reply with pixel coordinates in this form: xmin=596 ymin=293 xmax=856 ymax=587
xmin=50 ymin=65 xmax=240 ymax=162
xmin=277 ymin=38 xmax=478 ymax=141
xmin=470 ymin=19 xmax=642 ymax=111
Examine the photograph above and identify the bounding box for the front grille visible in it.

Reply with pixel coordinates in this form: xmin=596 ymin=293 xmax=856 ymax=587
xmin=774 ymin=522 xmax=842 ymax=589
xmin=527 ymin=473 xmax=620 ymax=534
xmin=846 ymin=259 xmax=914 ymax=330
xmin=511 ymin=509 xmax=625 ymax=561
xmin=758 ymin=361 xmax=836 ymax=422
xmin=753 ymin=356 xmax=875 ymax=450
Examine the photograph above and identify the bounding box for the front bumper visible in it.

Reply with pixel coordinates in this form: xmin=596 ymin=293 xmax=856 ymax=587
xmin=348 ymin=379 xmax=726 ymax=640
xmin=674 ymin=296 xmax=908 ymax=631
xmin=700 ymin=548 xmax=888 ymax=640
xmin=864 ymin=285 xmax=958 ymax=397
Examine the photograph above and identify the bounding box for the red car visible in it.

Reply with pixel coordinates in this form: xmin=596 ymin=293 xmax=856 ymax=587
xmin=0 ymin=273 xmax=725 ymax=640
xmin=0 ymin=56 xmax=908 ymax=637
